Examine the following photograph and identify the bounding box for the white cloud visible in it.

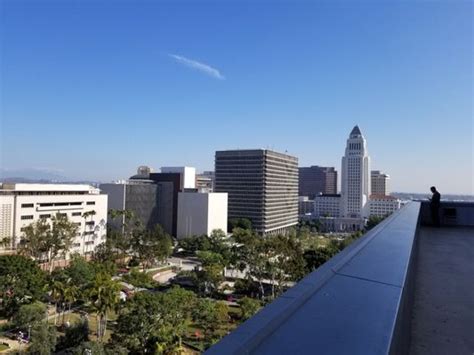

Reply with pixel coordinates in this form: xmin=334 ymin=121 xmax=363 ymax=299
xmin=169 ymin=54 xmax=225 ymax=80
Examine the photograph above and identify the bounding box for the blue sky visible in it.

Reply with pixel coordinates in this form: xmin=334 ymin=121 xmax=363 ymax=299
xmin=1 ymin=0 xmax=472 ymax=194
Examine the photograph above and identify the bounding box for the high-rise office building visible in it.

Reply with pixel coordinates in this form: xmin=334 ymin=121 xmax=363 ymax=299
xmin=371 ymin=170 xmax=390 ymax=195
xmin=341 ymin=125 xmax=371 ymax=218
xmin=298 ymin=166 xmax=337 ymax=199
xmin=215 ymin=149 xmax=298 ymax=235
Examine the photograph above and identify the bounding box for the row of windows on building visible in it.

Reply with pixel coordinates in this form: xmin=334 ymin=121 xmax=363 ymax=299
xmin=21 ymin=201 xmax=96 ymax=208
xmin=20 ymin=211 xmax=97 ymax=219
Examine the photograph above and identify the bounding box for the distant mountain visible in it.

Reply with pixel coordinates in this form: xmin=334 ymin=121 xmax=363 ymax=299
xmin=0 ymin=168 xmax=70 ymax=182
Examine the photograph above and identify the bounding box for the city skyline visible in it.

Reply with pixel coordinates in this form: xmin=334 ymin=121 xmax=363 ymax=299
xmin=1 ymin=1 xmax=472 ymax=195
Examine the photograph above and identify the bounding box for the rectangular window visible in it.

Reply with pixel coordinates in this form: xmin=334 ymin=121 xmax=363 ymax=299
xmin=85 ymin=221 xmax=95 ymax=226
xmin=21 ymin=215 xmax=34 ymax=220
xmin=57 ymin=213 xmax=67 ymax=218
xmin=86 ymin=201 xmax=95 ymax=205
xmin=39 ymin=214 xmax=51 ymax=219
xmin=72 ymin=212 xmax=82 ymax=216
xmin=21 ymin=203 xmax=34 ymax=208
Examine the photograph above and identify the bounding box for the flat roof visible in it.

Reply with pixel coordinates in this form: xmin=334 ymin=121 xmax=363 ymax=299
xmin=0 ymin=183 xmax=96 ymax=192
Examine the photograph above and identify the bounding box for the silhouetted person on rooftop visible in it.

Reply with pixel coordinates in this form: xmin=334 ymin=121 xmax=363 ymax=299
xmin=429 ymin=186 xmax=441 ymax=227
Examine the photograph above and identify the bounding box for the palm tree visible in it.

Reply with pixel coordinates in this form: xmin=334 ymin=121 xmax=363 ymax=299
xmin=50 ymin=279 xmax=66 ymax=326
xmin=88 ymin=273 xmax=120 ymax=341
xmin=63 ymin=280 xmax=79 ymax=324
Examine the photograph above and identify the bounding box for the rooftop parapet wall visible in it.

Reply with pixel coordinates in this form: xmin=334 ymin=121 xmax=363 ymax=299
xmin=419 ymin=200 xmax=474 ymax=227
xmin=206 ymin=202 xmax=421 ymax=355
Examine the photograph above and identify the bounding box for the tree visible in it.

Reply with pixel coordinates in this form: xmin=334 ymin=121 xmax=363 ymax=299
xmin=233 ymin=278 xmax=260 ymax=298
xmin=56 ymin=319 xmax=89 ymax=351
xmin=193 ymin=251 xmax=225 ymax=296
xmin=177 ymin=235 xmax=211 ymax=255
xmin=232 ymin=228 xmax=257 ymax=245
xmin=88 ymin=273 xmax=121 ymax=341
xmin=122 ymin=268 xmax=158 ymax=289
xmin=130 ymin=224 xmax=172 ymax=270
xmin=19 ymin=213 xmax=78 ymax=272
xmin=238 ymin=297 xmax=261 ymax=321
xmin=303 ymin=247 xmax=337 ymax=273
xmin=27 ymin=323 xmax=57 ymax=355
xmin=64 ymin=254 xmax=96 ymax=291
xmin=70 ymin=341 xmax=128 ymax=355
xmin=0 ymin=255 xmax=46 ymax=318
xmin=208 ymin=229 xmax=232 ymax=265
xmin=228 ymin=218 xmax=252 ymax=232
xmin=112 ymin=291 xmax=162 ymax=353
xmin=366 ymin=215 xmax=385 ymax=230
xmin=234 ymin=234 xmax=305 ymax=300
xmin=192 ymin=299 xmax=229 ymax=343
xmin=63 ymin=280 xmax=79 ymax=324
xmin=156 ymin=286 xmax=197 ymax=353
xmin=91 ymin=241 xmax=116 ymax=264
xmin=50 ymin=277 xmax=66 ymax=326
xmin=12 ymin=301 xmax=47 ymax=330
xmin=112 ymin=287 xmax=197 ymax=354
xmin=17 ymin=218 xmax=51 ymax=263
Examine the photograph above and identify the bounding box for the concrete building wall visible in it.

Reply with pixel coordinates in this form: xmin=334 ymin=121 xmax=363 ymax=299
xmin=0 ymin=184 xmax=107 ymax=256
xmin=156 ymin=182 xmax=174 ymax=235
xmin=161 ymin=166 xmax=196 ymax=189
xmin=100 ymin=181 xmax=174 ymax=235
xmin=369 ymin=195 xmax=401 ymax=218
xmin=100 ymin=183 xmax=126 ymax=211
xmin=177 ymin=192 xmax=228 ymax=239
xmin=207 ymin=193 xmax=228 ymax=235
xmin=0 ymin=195 xmax=15 ymax=248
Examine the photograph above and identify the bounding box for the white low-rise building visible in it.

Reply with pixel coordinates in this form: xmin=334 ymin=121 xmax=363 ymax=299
xmin=177 ymin=192 xmax=228 ymax=239
xmin=318 ymin=216 xmax=365 ymax=233
xmin=314 ymin=194 xmax=341 ymax=218
xmin=0 ymin=183 xmax=107 ymax=256
xmin=369 ymin=194 xmax=401 ymax=218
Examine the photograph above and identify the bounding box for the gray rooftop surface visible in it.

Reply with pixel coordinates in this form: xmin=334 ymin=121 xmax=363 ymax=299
xmin=409 ymin=226 xmax=474 ymax=355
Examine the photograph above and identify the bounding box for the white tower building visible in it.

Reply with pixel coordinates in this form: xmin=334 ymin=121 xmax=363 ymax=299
xmin=341 ymin=125 xmax=371 ymax=218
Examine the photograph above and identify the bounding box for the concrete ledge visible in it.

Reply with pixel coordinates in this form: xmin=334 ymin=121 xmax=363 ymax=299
xmin=205 ymin=202 xmax=421 ymax=355
xmin=419 ymin=201 xmax=474 ymax=227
